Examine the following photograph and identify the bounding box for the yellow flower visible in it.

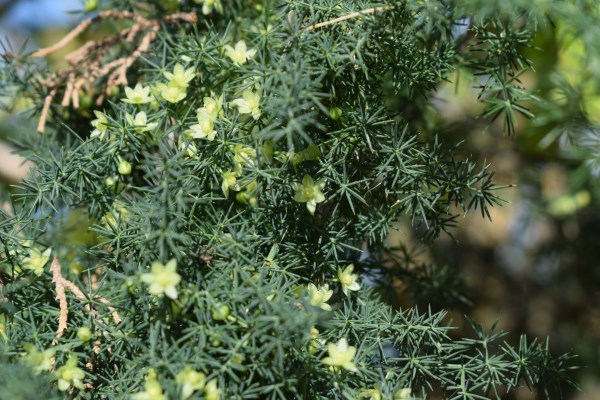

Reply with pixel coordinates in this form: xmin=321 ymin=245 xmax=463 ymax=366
xmin=195 ymin=0 xmax=223 ymax=15
xmin=176 ymin=366 xmax=206 ymax=400
xmin=22 ymin=343 xmax=55 ymax=374
xmin=232 ymin=144 xmax=256 ymax=173
xmin=90 ymin=110 xmax=110 ymax=140
xmin=307 ymin=283 xmax=333 ymax=311
xmin=122 ymin=83 xmax=153 ymax=104
xmin=157 ymin=83 xmax=187 ymax=103
xmin=178 ymin=137 xmax=198 ymax=158
xmin=203 ymin=95 xmax=224 ymax=121
xmin=321 ymin=338 xmax=358 ymax=372
xmin=54 ymin=356 xmax=85 ymax=391
xmin=186 ymin=108 xmax=216 ymax=140
xmin=224 ymin=40 xmax=256 ymax=65
xmin=231 ymin=89 xmax=261 ymax=120
xmin=22 ymin=247 xmax=52 ymax=276
xmin=141 ymin=259 xmax=182 ymax=299
xmin=337 ymin=264 xmax=360 ymax=296
xmin=163 ymin=63 xmax=195 ymax=89
xmin=394 ymin=388 xmax=413 ymax=399
xmin=131 ymin=375 xmax=167 ymax=400
xmin=221 ymin=170 xmax=239 ymax=197
xmin=126 ymin=111 xmax=158 ymax=133
xmin=205 ymin=379 xmax=220 ymax=400
xmin=292 ymin=175 xmax=326 ymax=215
xmin=358 ymin=385 xmax=383 ymax=400
xmin=308 ymin=327 xmax=324 ymax=355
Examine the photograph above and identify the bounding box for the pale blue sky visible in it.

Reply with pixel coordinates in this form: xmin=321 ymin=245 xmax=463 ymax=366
xmin=2 ymin=0 xmax=82 ymax=32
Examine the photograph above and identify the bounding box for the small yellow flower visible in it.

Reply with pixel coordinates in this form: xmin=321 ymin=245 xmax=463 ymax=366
xmin=231 ymin=89 xmax=261 ymax=120
xmin=122 ymin=83 xmax=153 ymax=104
xmin=232 ymin=144 xmax=256 ymax=173
xmin=186 ymin=108 xmax=216 ymax=140
xmin=224 ymin=40 xmax=256 ymax=65
xmin=205 ymin=379 xmax=220 ymax=400
xmin=157 ymin=83 xmax=187 ymax=103
xmin=141 ymin=259 xmax=182 ymax=300
xmin=394 ymin=388 xmax=413 ymax=399
xmin=22 ymin=247 xmax=52 ymax=276
xmin=126 ymin=111 xmax=158 ymax=133
xmin=176 ymin=366 xmax=206 ymax=400
xmin=203 ymin=95 xmax=224 ymax=121
xmin=131 ymin=375 xmax=167 ymax=400
xmin=358 ymin=385 xmax=383 ymax=400
xmin=337 ymin=264 xmax=360 ymax=296
xmin=221 ymin=170 xmax=239 ymax=197
xmin=308 ymin=327 xmax=325 ymax=354
xmin=22 ymin=343 xmax=55 ymax=374
xmin=163 ymin=63 xmax=195 ymax=89
xmin=54 ymin=356 xmax=85 ymax=391
xmin=292 ymin=175 xmax=326 ymax=215
xmin=321 ymin=338 xmax=358 ymax=372
xmin=195 ymin=0 xmax=223 ymax=15
xmin=178 ymin=137 xmax=198 ymax=158
xmin=90 ymin=110 xmax=109 ymax=140
xmin=307 ymin=283 xmax=333 ymax=311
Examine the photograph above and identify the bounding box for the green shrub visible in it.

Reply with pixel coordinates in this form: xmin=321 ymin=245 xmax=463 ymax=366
xmin=1 ymin=0 xmax=592 ymax=398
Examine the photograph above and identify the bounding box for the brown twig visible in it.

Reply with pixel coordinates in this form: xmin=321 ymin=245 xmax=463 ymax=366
xmin=50 ymin=257 xmax=69 ymax=344
xmin=30 ymin=10 xmax=140 ymax=58
xmin=305 ymin=5 xmax=394 ymax=31
xmin=49 ymin=257 xmax=122 ymax=346
xmin=31 ymin=10 xmax=197 ymax=133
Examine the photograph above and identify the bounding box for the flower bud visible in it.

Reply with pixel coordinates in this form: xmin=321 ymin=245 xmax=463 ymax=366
xmin=329 ymin=107 xmax=342 ymax=120
xmin=211 ymin=304 xmax=230 ymax=321
xmin=83 ymin=0 xmax=98 ymax=12
xmin=77 ymin=327 xmax=92 ymax=343
xmin=118 ymin=159 xmax=132 ymax=175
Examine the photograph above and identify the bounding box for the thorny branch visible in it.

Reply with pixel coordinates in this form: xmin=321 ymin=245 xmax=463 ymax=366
xmin=32 ymin=10 xmax=197 ymax=133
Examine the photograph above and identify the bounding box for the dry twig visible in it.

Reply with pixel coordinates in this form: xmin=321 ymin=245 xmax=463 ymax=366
xmin=32 ymin=10 xmax=197 ymax=133
xmin=49 ymin=257 xmax=121 ymax=347
xmin=304 ymin=5 xmax=394 ymax=31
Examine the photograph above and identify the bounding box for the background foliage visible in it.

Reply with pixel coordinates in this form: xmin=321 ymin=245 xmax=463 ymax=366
xmin=1 ymin=0 xmax=598 ymax=398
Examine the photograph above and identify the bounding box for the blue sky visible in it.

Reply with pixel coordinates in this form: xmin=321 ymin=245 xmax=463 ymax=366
xmin=2 ymin=0 xmax=82 ymax=32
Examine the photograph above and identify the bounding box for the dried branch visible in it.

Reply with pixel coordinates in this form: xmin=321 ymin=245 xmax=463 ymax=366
xmin=50 ymin=257 xmax=69 ymax=344
xmin=32 ymin=10 xmax=197 ymax=133
xmin=305 ymin=5 xmax=394 ymax=31
xmin=49 ymin=257 xmax=122 ymax=346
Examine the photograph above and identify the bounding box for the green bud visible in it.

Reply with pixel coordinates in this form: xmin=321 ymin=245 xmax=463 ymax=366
xmin=105 ymin=176 xmax=117 ymax=187
xmin=83 ymin=0 xmax=98 ymax=12
xmin=77 ymin=327 xmax=92 ymax=342
xmin=329 ymin=107 xmax=342 ymax=120
xmin=118 ymin=159 xmax=132 ymax=175
xmin=211 ymin=304 xmax=230 ymax=321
